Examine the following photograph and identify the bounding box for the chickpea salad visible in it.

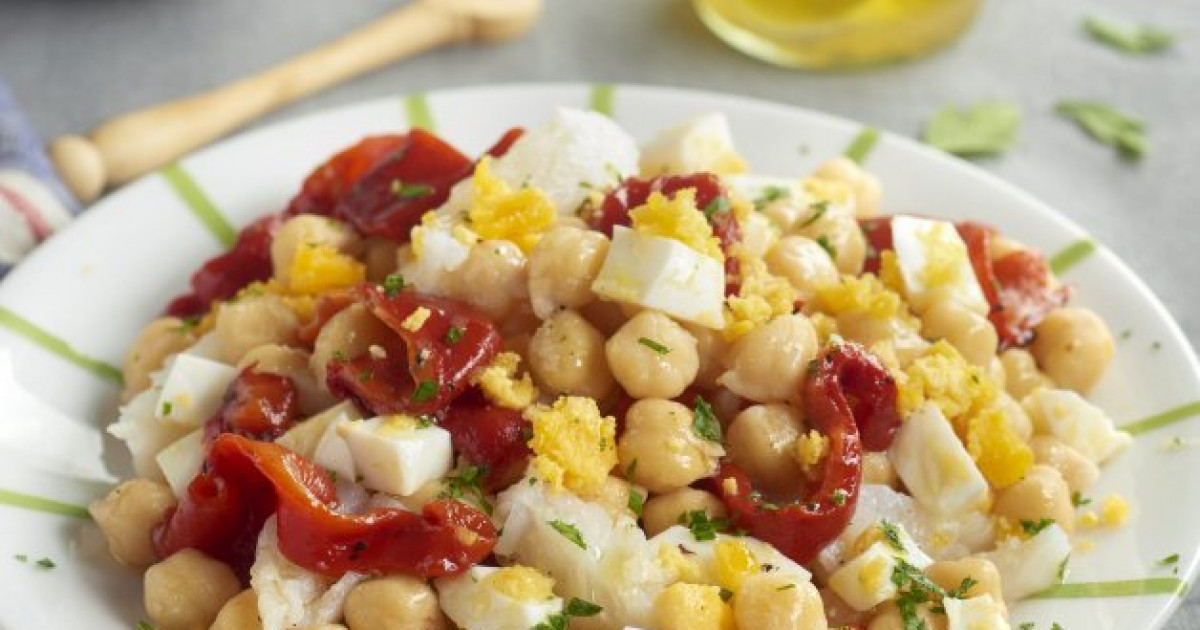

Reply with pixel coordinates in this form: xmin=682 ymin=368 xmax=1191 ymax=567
xmin=93 ymin=109 xmax=1132 ymax=630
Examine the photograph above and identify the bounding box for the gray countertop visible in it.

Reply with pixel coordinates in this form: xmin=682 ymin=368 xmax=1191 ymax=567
xmin=1 ymin=0 xmax=1198 ymax=627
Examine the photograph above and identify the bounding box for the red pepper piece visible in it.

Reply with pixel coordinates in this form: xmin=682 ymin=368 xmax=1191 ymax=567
xmin=285 ymin=136 xmax=410 ymax=218
xmin=154 ymin=434 xmax=496 ymax=578
xmin=483 ymin=127 xmax=525 ymax=159
xmin=859 ymin=215 xmax=894 ymax=276
xmin=440 ymin=391 xmax=532 ymax=492
xmin=202 ymin=368 xmax=299 ymax=447
xmin=326 ymin=284 xmax=501 ymax=416
xmin=165 ymin=214 xmax=281 ymax=318
xmin=716 ymin=342 xmax=899 ymax=565
xmin=296 ymin=288 xmax=357 ymax=347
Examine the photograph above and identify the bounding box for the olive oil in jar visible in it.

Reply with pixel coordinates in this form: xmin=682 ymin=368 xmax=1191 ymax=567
xmin=694 ymin=0 xmax=982 ymax=69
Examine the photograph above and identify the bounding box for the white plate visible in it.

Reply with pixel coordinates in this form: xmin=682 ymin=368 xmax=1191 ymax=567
xmin=1 ymin=83 xmax=1198 ymax=630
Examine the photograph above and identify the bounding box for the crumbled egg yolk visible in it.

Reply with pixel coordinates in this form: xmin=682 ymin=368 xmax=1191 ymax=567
xmin=1101 ymin=494 xmax=1130 ymax=527
xmin=856 ymin=553 xmax=891 ymax=594
xmin=713 ymin=540 xmax=760 ymax=590
xmin=966 ymin=406 xmax=1033 ymax=489
xmin=474 ymin=352 xmax=538 ymax=410
xmin=229 ymin=280 xmax=317 ymax=320
xmin=793 ymin=430 xmax=830 ymax=474
xmin=878 ymin=250 xmax=906 ymax=295
xmin=482 ymin=565 xmax=557 ymax=602
xmin=802 ymin=177 xmax=854 ymax=208
xmin=655 ymin=583 xmax=735 ymax=630
xmin=916 ymin=221 xmax=971 ymax=289
xmin=897 ymin=341 xmax=996 ymax=421
xmin=657 ymin=544 xmax=704 ymax=584
xmin=813 ymin=273 xmax=907 ymax=322
xmin=526 ymin=396 xmax=617 ymax=497
xmin=287 ymin=243 xmax=366 ymax=295
xmin=401 ymin=307 xmax=431 ymax=332
xmin=809 ymin=312 xmax=839 ymax=345
xmin=629 ymin=189 xmax=724 ymax=260
xmin=724 ymin=252 xmax=796 ymax=340
xmin=468 ymin=157 xmax=557 ymax=253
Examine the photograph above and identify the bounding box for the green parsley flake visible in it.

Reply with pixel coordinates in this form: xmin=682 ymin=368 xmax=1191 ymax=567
xmin=948 ymin=576 xmax=979 ymax=599
xmin=1071 ymin=491 xmax=1092 ymax=507
xmin=831 ymin=488 xmax=848 ymax=507
xmin=718 ymin=587 xmax=734 ymax=602
xmin=1021 ymin=518 xmax=1055 ymax=536
xmin=1158 ymin=553 xmax=1181 ymax=567
xmin=1055 ymin=101 xmax=1147 ymax=160
xmin=816 ymin=235 xmax=838 ymax=260
xmin=160 ymin=401 xmax=173 ymax=416
xmin=703 ymin=195 xmax=731 ymax=219
xmin=411 ymin=380 xmax=439 ymax=403
xmin=390 ymin=180 xmax=434 ymax=199
xmin=13 ymin=554 xmax=27 ymax=563
xmin=438 ymin=466 xmax=493 ymax=515
xmin=532 ymin=614 xmax=567 ymax=630
xmin=891 ymin=559 xmax=947 ymax=630
xmin=137 ymin=622 xmax=158 ymax=630
xmin=754 ymin=186 xmax=790 ymax=210
xmin=923 ymin=102 xmax=1021 ymax=157
xmin=798 ymin=201 xmax=829 ymax=228
xmin=776 ymin=583 xmax=797 ymax=591
xmin=637 ymin=337 xmax=672 ymax=355
xmin=691 ymin=396 xmax=723 ymax=443
xmin=1084 ymin=16 xmax=1174 ymax=55
xmin=681 ymin=509 xmax=730 ymax=542
xmin=383 ymin=273 xmax=406 ymax=297
xmin=548 ymin=520 xmax=587 ymax=549
xmin=564 ymin=597 xmax=604 ymax=617
xmin=444 ymin=326 xmax=464 ymax=345
xmin=1052 ymin=623 xmax=1065 ymax=630
xmin=879 ymin=519 xmax=906 ymax=552
xmin=628 ymin=490 xmax=645 ymax=518
xmin=1018 ymin=624 xmax=1035 ymax=630
xmin=844 ymin=127 xmax=880 ymax=164
xmin=35 ymin=557 xmax=55 ymax=569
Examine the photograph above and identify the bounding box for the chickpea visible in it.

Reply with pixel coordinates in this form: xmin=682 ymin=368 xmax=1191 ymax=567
xmin=239 ymin=344 xmax=336 ymax=416
xmin=527 ymin=225 xmax=610 ymax=319
xmin=862 ymin=451 xmax=897 ymax=487
xmin=920 ymin=299 xmax=998 ymax=367
xmin=988 ymin=392 xmax=1034 ymax=441
xmin=144 ymin=549 xmax=241 ymax=630
xmin=1030 ymin=307 xmax=1114 ymax=394
xmin=528 ymin=310 xmax=615 ymax=400
xmin=819 ymin=587 xmax=866 ymax=629
xmin=88 ymin=478 xmax=177 ymax=568
xmin=642 ymin=488 xmax=727 ymax=537
xmin=726 ymin=404 xmax=805 ymax=495
xmin=309 ymin=304 xmax=393 ymax=386
xmin=811 ymin=156 xmax=882 ymax=219
xmin=734 ymin=574 xmax=827 ymax=630
xmin=213 ymin=294 xmax=300 ymax=365
xmin=836 ymin=313 xmax=928 ymax=368
xmin=270 ymin=215 xmax=361 ymax=284
xmin=992 ymin=464 xmax=1074 ymax=532
xmin=794 ymin=206 xmax=866 ymax=275
xmin=606 ymin=311 xmax=699 ymax=399
xmin=999 ymin=348 xmax=1053 ymax=399
xmin=617 ymin=399 xmax=724 ymax=493
xmin=766 ymin=236 xmax=841 ymax=302
xmin=447 ymin=239 xmax=528 ymax=320
xmin=926 ymin=557 xmax=1005 ymax=610
xmin=718 ymin=314 xmax=817 ymax=403
xmin=1029 ymin=436 xmax=1100 ymax=494
xmin=209 ymin=589 xmax=262 ymax=630
xmin=344 ymin=576 xmax=447 ymax=630
xmin=986 ymin=356 xmax=1007 ymax=391
xmin=361 ymin=237 xmax=400 ymax=283
xmin=578 ymin=299 xmax=627 ymax=337
xmin=683 ymin=322 xmax=731 ymax=390
xmin=122 ymin=317 xmax=197 ymax=401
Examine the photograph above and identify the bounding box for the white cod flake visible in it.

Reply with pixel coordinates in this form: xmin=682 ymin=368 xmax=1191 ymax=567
xmin=888 ymin=403 xmax=989 ymax=516
xmin=251 ymin=517 xmax=366 ymax=630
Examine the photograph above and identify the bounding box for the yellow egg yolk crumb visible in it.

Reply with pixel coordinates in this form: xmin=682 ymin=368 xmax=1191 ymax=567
xmin=657 ymin=544 xmax=704 ymax=584
xmin=483 ymin=565 xmax=557 ymax=602
xmin=813 ymin=273 xmax=907 ymax=322
xmin=724 ymin=252 xmax=796 ymax=340
xmin=1100 ymin=494 xmax=1130 ymax=527
xmin=802 ymin=177 xmax=854 ymax=208
xmin=526 ymin=396 xmax=617 ymax=497
xmin=468 ymin=157 xmax=557 ymax=253
xmin=897 ymin=341 xmax=997 ymax=421
xmin=475 ymin=352 xmax=538 ymax=410
xmin=793 ymin=430 xmax=830 ymax=474
xmin=401 ymin=307 xmax=431 ymax=332
xmin=287 ymin=243 xmax=366 ymax=295
xmin=629 ymin=189 xmax=724 ymax=260
xmin=916 ymin=221 xmax=971 ymax=289
xmin=966 ymin=406 xmax=1034 ymax=489
xmin=713 ymin=540 xmax=760 ymax=591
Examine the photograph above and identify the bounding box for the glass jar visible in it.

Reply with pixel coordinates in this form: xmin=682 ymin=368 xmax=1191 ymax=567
xmin=694 ymin=0 xmax=982 ymax=69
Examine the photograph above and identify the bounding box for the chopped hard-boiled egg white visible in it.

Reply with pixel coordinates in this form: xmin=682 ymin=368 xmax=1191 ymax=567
xmin=890 ymin=216 xmax=988 ymax=315
xmin=275 ymin=401 xmax=364 ymax=459
xmin=435 ymin=565 xmax=564 ymax=630
xmin=406 ymin=212 xmax=475 ymax=293
xmin=155 ymin=429 xmax=204 ymax=498
xmin=981 ymin=522 xmax=1071 ymax=602
xmin=1022 ymin=388 xmax=1132 ymax=464
xmin=251 ymin=517 xmax=366 ymax=630
xmin=310 ymin=413 xmax=357 ymax=484
xmin=337 ymin=415 xmax=452 ymax=496
xmin=591 ymin=225 xmax=726 ymax=329
xmin=944 ymin=594 xmax=1009 ymax=630
xmin=826 ymin=541 xmax=903 ymax=611
xmin=526 ymin=396 xmax=617 ymax=498
xmin=639 ymin=113 xmax=747 ymax=177
xmin=154 ymin=354 xmax=238 ymax=427
xmin=889 ymin=403 xmax=989 ymax=516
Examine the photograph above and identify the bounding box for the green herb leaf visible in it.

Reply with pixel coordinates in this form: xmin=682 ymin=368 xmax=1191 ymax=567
xmin=754 ymin=186 xmax=791 ymax=211
xmin=548 ymin=519 xmax=587 ymax=549
xmin=35 ymin=557 xmax=55 ymax=569
xmin=444 ymin=326 xmax=464 ymax=345
xmin=1071 ymin=491 xmax=1092 ymax=507
xmin=844 ymin=127 xmax=881 ymax=164
xmin=948 ymin=576 xmax=979 ymax=599
xmin=412 ymin=380 xmax=439 ymax=403
xmin=1020 ymin=518 xmax=1055 ymax=536
xmin=816 ymin=235 xmax=838 ymax=260
xmin=532 ymin=613 xmax=568 ymax=630
xmin=160 ymin=401 xmax=173 ymax=416
xmin=1018 ymin=623 xmax=1035 ymax=630
xmin=1158 ymin=553 xmax=1181 ymax=566
xmin=137 ymin=622 xmax=158 ymax=630
xmin=681 ymin=509 xmax=730 ymax=542
xmin=1055 ymin=101 xmax=1146 ymax=160
xmin=777 ymin=583 xmax=797 ymax=591
xmin=1084 ymin=16 xmax=1174 ymax=55
xmin=628 ymin=490 xmax=645 ymax=518
xmin=798 ymin=201 xmax=829 ymax=228
xmin=718 ymin=587 xmax=734 ymax=602
xmin=691 ymin=396 xmax=723 ymax=443
xmin=438 ymin=466 xmax=492 ymax=515
xmin=880 ymin=519 xmax=906 ymax=552
xmin=383 ymin=273 xmax=406 ymax=297
xmin=923 ymin=102 xmax=1020 ymax=157
xmin=831 ymin=488 xmax=848 ymax=507
xmin=416 ymin=415 xmax=436 ymax=428
xmin=13 ymin=554 xmax=27 ymax=563
xmin=564 ymin=597 xmax=604 ymax=617
xmin=637 ymin=337 xmax=672 ymax=355
xmin=703 ymin=195 xmax=731 ymax=219
xmin=390 ymin=179 xmax=434 ymax=199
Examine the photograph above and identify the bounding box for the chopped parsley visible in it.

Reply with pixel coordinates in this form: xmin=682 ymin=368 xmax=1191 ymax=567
xmin=35 ymin=557 xmax=55 ymax=569
xmin=1020 ymin=518 xmax=1055 ymax=536
xmin=703 ymin=195 xmax=731 ymax=219
xmin=383 ymin=273 xmax=406 ymax=297
xmin=776 ymin=583 xmax=797 ymax=591
xmin=923 ymin=101 xmax=1021 ymax=157
xmin=628 ymin=489 xmax=645 ymax=518
xmin=411 ymin=380 xmax=439 ymax=403
xmin=691 ymin=396 xmax=723 ymax=443
xmin=947 ymin=576 xmax=979 ymax=598
xmin=438 ymin=466 xmax=492 ymax=515
xmin=680 ymin=509 xmax=730 ymax=542
xmin=891 ymin=559 xmax=947 ymax=630
xmin=416 ymin=415 xmax=436 ymax=428
xmin=532 ymin=615 xmax=567 ymax=630
xmin=798 ymin=201 xmax=829 ymax=228
xmin=1151 ymin=340 xmax=1162 ymax=351
xmin=1071 ymin=491 xmax=1092 ymax=507
xmin=816 ymin=235 xmax=838 ymax=260
xmin=390 ymin=179 xmax=434 ymax=199
xmin=753 ymin=186 xmax=790 ymax=210
xmin=637 ymin=337 xmax=671 ymax=355
xmin=831 ymin=488 xmax=848 ymax=507
xmin=1057 ymin=555 xmax=1071 ymax=582
xmin=1055 ymin=101 xmax=1146 ymax=160
xmin=718 ymin=587 xmax=734 ymax=602
xmin=564 ymin=597 xmax=603 ymax=617
xmin=879 ymin=519 xmax=906 ymax=552
xmin=1084 ymin=16 xmax=1174 ymax=55
xmin=444 ymin=326 xmax=464 ymax=345
xmin=1052 ymin=624 xmax=1065 ymax=630
xmin=160 ymin=401 xmax=173 ymax=416
xmin=548 ymin=519 xmax=587 ymax=549
xmin=137 ymin=622 xmax=157 ymax=630
xmin=1158 ymin=553 xmax=1181 ymax=567
xmin=1018 ymin=624 xmax=1036 ymax=630
xmin=357 ymin=368 xmax=375 ymax=383
xmin=844 ymin=127 xmax=880 ymax=164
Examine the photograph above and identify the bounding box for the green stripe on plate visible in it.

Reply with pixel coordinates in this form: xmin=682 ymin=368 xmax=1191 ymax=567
xmin=1034 ymin=578 xmax=1187 ymax=599
xmin=160 ymin=164 xmax=237 ymax=248
xmin=404 ymin=93 xmax=436 ymax=132
xmin=0 ymin=487 xmax=91 ymax=519
xmin=1049 ymin=238 xmax=1097 ymax=275
xmin=1122 ymin=401 xmax=1200 ymax=436
xmin=589 ymin=83 xmax=616 ymax=117
xmin=0 ymin=306 xmax=122 ymax=384
xmin=844 ymin=127 xmax=880 ymax=164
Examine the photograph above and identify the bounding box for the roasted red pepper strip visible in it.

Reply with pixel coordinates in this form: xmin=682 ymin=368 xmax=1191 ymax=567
xmin=285 ymin=135 xmax=409 ymax=218
xmin=716 ymin=342 xmax=899 ymax=565
xmin=202 ymin=368 xmax=299 ymax=447
xmin=326 ymin=284 xmax=501 ymax=416
xmin=441 ymin=390 xmax=532 ymax=492
xmin=296 ymin=288 xmax=357 ymax=348
xmin=154 ymin=434 xmax=496 ymax=578
xmin=165 ymin=214 xmax=281 ymax=318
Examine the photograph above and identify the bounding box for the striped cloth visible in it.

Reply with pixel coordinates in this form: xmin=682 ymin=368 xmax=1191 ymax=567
xmin=0 ymin=79 xmax=79 ymax=278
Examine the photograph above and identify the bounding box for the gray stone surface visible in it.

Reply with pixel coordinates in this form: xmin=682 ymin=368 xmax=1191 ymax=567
xmin=1 ymin=0 xmax=1198 ymax=626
